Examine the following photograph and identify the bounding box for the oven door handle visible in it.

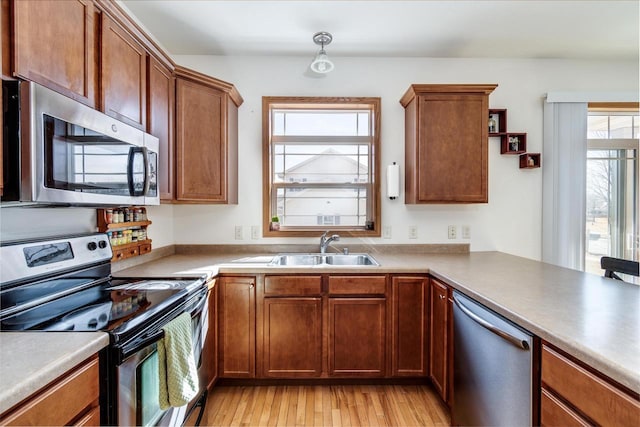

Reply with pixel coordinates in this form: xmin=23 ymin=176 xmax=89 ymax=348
xmin=118 ymin=329 xmax=165 ymax=361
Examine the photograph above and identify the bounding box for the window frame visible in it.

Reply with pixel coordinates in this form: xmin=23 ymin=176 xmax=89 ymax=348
xmin=262 ymin=96 xmax=381 ymax=237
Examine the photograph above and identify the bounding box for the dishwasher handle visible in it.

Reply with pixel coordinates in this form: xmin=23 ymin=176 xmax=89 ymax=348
xmin=453 ymin=295 xmax=529 ymax=350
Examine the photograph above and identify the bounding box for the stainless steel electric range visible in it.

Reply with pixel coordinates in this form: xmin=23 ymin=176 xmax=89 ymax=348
xmin=0 ymin=233 xmax=208 ymax=426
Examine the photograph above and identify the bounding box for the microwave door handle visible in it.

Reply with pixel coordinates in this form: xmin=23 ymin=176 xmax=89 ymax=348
xmin=127 ymin=147 xmax=146 ymax=197
xmin=143 ymin=147 xmax=151 ymax=196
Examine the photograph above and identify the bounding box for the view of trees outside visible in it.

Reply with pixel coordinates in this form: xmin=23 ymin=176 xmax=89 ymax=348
xmin=584 ymin=114 xmax=638 ymax=277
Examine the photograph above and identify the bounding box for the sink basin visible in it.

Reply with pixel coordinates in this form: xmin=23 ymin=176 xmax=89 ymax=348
xmin=269 ymin=253 xmax=380 ymax=267
xmin=324 ymin=254 xmax=380 ymax=266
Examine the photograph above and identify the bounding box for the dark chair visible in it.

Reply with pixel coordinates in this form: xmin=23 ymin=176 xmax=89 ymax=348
xmin=600 ymin=256 xmax=639 ymax=281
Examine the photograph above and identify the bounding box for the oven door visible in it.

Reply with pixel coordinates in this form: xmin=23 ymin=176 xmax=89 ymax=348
xmin=116 ymin=289 xmax=207 ymax=427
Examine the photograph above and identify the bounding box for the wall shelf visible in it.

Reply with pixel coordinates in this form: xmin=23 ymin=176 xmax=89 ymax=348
xmin=490 ymin=108 xmax=540 ymax=169
xmin=489 ymin=108 xmax=507 ymax=136
xmin=97 ymin=207 xmax=152 ymax=262
xmin=520 ymin=153 xmax=541 ymax=169
xmin=500 ymin=133 xmax=527 ymax=154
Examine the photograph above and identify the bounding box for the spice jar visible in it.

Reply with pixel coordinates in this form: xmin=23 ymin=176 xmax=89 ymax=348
xmin=106 ymin=209 xmax=113 ymax=224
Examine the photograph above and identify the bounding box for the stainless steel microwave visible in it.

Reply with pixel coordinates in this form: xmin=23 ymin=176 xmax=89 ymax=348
xmin=2 ymin=80 xmax=159 ymax=206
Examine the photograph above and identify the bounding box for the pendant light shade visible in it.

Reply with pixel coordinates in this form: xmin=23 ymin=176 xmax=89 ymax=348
xmin=310 ymin=32 xmax=334 ymax=74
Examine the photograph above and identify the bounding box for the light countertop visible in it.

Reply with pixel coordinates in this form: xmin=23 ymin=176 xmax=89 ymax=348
xmin=0 ymin=332 xmax=109 ymax=414
xmin=116 ymin=250 xmax=640 ymax=394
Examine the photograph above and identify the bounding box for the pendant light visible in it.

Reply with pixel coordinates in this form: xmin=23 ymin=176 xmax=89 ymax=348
xmin=310 ymin=31 xmax=335 ymax=74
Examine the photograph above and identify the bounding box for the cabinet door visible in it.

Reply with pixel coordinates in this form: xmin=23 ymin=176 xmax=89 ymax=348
xmin=200 ymin=280 xmax=218 ymax=390
xmin=175 ymin=78 xmax=228 ymax=202
xmin=101 ymin=15 xmax=147 ymax=129
xmin=416 ymin=93 xmax=488 ymax=202
xmin=263 ymin=297 xmax=323 ymax=378
xmin=219 ymin=277 xmax=255 ymax=378
xmin=429 ymin=278 xmax=449 ymax=399
xmin=12 ymin=0 xmax=96 ymax=106
xmin=391 ymin=276 xmax=428 ymax=377
xmin=329 ymin=298 xmax=386 ymax=377
xmin=148 ymin=56 xmax=175 ymax=200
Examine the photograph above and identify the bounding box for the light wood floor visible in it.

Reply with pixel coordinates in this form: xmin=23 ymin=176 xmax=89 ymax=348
xmin=196 ymin=384 xmax=451 ymax=427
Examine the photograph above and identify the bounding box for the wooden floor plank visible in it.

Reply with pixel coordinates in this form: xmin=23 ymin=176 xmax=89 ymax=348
xmin=203 ymin=384 xmax=451 ymax=427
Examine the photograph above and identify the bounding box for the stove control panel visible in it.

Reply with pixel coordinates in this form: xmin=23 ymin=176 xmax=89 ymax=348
xmin=0 ymin=233 xmax=113 ymax=285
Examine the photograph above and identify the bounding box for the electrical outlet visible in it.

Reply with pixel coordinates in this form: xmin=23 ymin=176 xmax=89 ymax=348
xmin=462 ymin=225 xmax=471 ymax=239
xmin=448 ymin=225 xmax=457 ymax=239
xmin=251 ymin=225 xmax=260 ymax=239
xmin=408 ymin=225 xmax=418 ymax=239
xmin=383 ymin=226 xmax=392 ymax=239
xmin=234 ymin=225 xmax=243 ymax=240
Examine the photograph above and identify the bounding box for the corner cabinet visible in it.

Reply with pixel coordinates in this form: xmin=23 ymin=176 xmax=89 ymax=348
xmin=400 ymin=84 xmax=497 ymax=203
xmin=174 ymin=66 xmax=243 ymax=203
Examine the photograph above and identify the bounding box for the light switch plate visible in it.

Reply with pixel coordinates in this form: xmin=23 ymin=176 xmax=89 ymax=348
xmin=383 ymin=226 xmax=392 ymax=239
xmin=235 ymin=225 xmax=243 ymax=240
xmin=251 ymin=226 xmax=260 ymax=239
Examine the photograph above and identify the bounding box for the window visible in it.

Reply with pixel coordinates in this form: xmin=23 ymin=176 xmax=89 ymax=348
xmin=262 ymin=97 xmax=381 ymax=236
xmin=585 ymin=106 xmax=639 ymax=279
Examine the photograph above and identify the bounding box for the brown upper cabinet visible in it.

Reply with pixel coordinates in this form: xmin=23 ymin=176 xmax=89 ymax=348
xmin=100 ymin=14 xmax=147 ymax=129
xmin=147 ymin=57 xmax=175 ymax=201
xmin=10 ymin=0 xmax=98 ymax=107
xmin=174 ymin=66 xmax=243 ymax=203
xmin=400 ymin=84 xmax=497 ymax=203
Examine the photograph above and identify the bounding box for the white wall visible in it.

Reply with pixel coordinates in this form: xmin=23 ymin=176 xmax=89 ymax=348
xmin=169 ymin=55 xmax=637 ymax=260
xmin=1 ymin=56 xmax=637 ymax=262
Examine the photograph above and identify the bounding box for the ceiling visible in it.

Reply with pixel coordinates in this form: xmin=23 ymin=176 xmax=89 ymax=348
xmin=120 ymin=1 xmax=639 ymax=60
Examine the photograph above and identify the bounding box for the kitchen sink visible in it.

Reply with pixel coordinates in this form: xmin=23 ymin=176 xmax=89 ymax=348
xmin=269 ymin=253 xmax=380 ymax=267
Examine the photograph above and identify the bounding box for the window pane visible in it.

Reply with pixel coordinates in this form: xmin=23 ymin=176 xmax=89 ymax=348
xmin=609 ymin=116 xmax=633 ymax=138
xmin=273 ymin=112 xmax=285 ymax=135
xmin=585 ymin=149 xmax=638 ymax=279
xmin=277 ymin=111 xmax=371 ymax=136
xmin=278 ymin=187 xmax=366 ymax=226
xmin=274 ymin=144 xmax=369 ymax=184
xmin=588 ymin=116 xmax=609 ymax=138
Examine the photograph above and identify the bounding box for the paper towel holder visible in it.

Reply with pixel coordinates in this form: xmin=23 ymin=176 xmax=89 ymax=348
xmin=387 ymin=162 xmax=400 ymax=200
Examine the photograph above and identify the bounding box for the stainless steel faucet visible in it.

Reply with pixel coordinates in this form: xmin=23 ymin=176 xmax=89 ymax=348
xmin=319 ymin=230 xmax=340 ymax=254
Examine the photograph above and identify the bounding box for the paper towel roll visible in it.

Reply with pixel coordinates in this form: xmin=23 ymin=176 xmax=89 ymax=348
xmin=387 ymin=163 xmax=400 ymax=199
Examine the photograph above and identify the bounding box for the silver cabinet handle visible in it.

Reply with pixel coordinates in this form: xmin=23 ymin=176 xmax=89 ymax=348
xmin=453 ymin=295 xmax=529 ymax=350
xmin=439 ymin=294 xmax=445 ymax=300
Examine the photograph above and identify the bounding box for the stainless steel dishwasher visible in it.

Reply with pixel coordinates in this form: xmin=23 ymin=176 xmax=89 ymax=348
xmin=452 ymin=291 xmax=534 ymax=426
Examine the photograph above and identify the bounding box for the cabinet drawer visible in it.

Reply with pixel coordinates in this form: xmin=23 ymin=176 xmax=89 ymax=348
xmin=541 ymin=388 xmax=589 ymax=427
xmin=113 ymin=246 xmax=139 ymax=261
xmin=265 ymin=275 xmax=322 ymax=296
xmin=541 ymin=345 xmax=640 ymax=427
xmin=1 ymin=356 xmax=99 ymax=426
xmin=328 ymin=276 xmax=386 ymax=295
xmin=139 ymin=243 xmax=152 ymax=255
xmin=73 ymin=405 xmax=100 ymax=426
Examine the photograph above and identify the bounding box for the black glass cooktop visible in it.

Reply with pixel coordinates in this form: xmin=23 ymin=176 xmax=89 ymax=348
xmin=0 ymin=277 xmax=201 ymax=332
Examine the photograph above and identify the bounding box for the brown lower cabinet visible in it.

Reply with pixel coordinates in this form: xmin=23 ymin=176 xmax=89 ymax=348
xmin=263 ymin=297 xmax=323 ymax=377
xmin=391 ymin=276 xmax=429 ymax=377
xmin=219 ymin=276 xmax=255 ymax=378
xmin=0 ymin=355 xmax=100 ymax=426
xmin=429 ymin=277 xmax=452 ymax=402
xmin=329 ymin=298 xmax=386 ymax=376
xmin=541 ymin=343 xmax=640 ymax=426
xmin=200 ymin=279 xmax=218 ymax=390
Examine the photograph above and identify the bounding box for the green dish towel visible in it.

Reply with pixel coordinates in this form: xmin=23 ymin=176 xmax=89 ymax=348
xmin=158 ymin=312 xmax=198 ymax=410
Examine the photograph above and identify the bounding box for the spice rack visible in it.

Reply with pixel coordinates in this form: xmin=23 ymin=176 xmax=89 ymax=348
xmin=489 ymin=108 xmax=540 ymax=169
xmin=97 ymin=207 xmax=152 ymax=262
